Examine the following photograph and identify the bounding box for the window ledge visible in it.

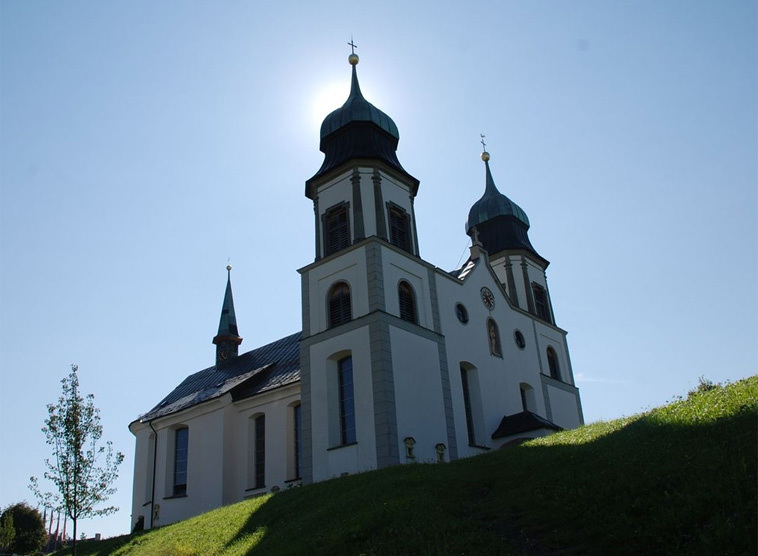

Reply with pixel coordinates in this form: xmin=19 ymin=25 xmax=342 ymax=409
xmin=468 ymin=443 xmax=491 ymax=451
xmin=244 ymin=486 xmax=266 ymax=493
xmin=327 ymin=441 xmax=357 ymax=451
xmin=163 ymin=494 xmax=187 ymax=500
xmin=284 ymin=477 xmax=302 ymax=484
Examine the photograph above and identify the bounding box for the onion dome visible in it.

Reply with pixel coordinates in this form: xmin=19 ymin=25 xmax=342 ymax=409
xmin=306 ymin=53 xmax=417 ymax=195
xmin=320 ymin=55 xmax=399 ymax=140
xmin=466 ymin=151 xmax=543 ymax=260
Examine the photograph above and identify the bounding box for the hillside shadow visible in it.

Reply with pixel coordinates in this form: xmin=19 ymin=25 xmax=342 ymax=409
xmin=220 ymin=405 xmax=756 ymax=556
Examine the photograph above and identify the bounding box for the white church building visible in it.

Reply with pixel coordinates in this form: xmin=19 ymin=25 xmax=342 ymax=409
xmin=129 ymin=52 xmax=584 ymax=531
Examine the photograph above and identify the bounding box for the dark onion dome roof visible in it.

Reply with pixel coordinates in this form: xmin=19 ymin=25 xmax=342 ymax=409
xmin=320 ymin=63 xmax=399 ymax=140
xmin=466 ymin=152 xmax=544 ymax=261
xmin=306 ymin=54 xmax=417 ymax=195
xmin=466 ymin=153 xmax=530 ymax=231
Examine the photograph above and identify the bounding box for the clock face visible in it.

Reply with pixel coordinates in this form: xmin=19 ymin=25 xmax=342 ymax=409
xmin=480 ymin=287 xmax=495 ymax=310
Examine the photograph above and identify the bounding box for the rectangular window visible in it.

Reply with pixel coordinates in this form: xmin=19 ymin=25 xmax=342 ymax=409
xmin=460 ymin=367 xmax=476 ymax=446
xmin=294 ymin=404 xmax=302 ymax=480
xmin=173 ymin=428 xmax=188 ymax=496
xmin=389 ymin=206 xmax=411 ymax=252
xmin=254 ymin=415 xmax=265 ymax=489
xmin=325 ymin=205 xmax=350 ymax=256
xmin=338 ymin=357 xmax=356 ymax=445
xmin=532 ymin=284 xmax=551 ymax=322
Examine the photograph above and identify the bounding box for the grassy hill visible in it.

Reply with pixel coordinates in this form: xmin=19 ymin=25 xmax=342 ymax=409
xmin=57 ymin=376 xmax=757 ymax=556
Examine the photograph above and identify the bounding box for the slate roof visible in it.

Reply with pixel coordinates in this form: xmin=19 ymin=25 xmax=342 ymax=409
xmin=137 ymin=332 xmax=301 ymax=423
xmin=491 ymin=411 xmax=562 ymax=439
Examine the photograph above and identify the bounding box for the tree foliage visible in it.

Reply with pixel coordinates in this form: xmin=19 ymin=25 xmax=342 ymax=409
xmin=30 ymin=364 xmax=124 ymax=555
xmin=0 ymin=502 xmax=46 ymax=555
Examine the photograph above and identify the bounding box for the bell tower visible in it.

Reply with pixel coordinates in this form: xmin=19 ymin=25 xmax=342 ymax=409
xmin=298 ymin=49 xmax=456 ymax=483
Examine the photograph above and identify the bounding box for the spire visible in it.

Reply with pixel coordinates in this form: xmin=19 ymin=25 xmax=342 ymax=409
xmin=212 ymin=265 xmax=242 ymax=367
xmin=466 ymin=144 xmax=542 ymax=260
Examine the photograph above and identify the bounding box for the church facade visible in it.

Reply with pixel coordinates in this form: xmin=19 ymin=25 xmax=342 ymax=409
xmin=129 ymin=53 xmax=584 ymax=531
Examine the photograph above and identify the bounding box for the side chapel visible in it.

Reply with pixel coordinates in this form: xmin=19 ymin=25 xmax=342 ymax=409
xmin=129 ymin=51 xmax=584 ymax=530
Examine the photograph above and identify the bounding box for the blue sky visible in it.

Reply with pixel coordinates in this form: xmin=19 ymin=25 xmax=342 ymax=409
xmin=1 ymin=0 xmax=756 ymax=539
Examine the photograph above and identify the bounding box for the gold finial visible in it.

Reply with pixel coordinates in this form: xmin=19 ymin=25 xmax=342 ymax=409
xmin=480 ymin=134 xmax=490 ymax=162
xmin=348 ymin=37 xmax=359 ymax=65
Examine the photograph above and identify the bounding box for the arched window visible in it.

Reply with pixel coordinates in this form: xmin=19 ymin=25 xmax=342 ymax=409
xmin=398 ymin=281 xmax=417 ymax=324
xmin=293 ymin=404 xmax=302 ymax=480
xmin=338 ymin=356 xmax=356 ymax=445
xmin=247 ymin=414 xmax=266 ymax=490
xmin=547 ymin=347 xmax=561 ymax=380
xmin=520 ymin=383 xmax=536 ymax=413
xmin=487 ymin=318 xmax=502 ymax=357
xmin=173 ymin=427 xmax=189 ymax=496
xmin=328 ymin=282 xmax=351 ymax=328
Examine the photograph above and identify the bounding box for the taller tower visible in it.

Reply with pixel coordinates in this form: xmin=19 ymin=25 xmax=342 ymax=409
xmin=299 ymin=52 xmax=455 ymax=483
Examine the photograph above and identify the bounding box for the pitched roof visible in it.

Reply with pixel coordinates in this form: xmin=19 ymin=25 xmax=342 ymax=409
xmin=491 ymin=410 xmax=562 ymax=439
xmin=137 ymin=332 xmax=301 ymax=422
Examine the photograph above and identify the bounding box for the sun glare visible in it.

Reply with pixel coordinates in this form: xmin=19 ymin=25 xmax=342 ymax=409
xmin=311 ymin=81 xmax=348 ymax=129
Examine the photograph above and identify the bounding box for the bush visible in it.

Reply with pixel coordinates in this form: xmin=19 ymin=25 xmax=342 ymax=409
xmin=0 ymin=502 xmax=46 ymax=555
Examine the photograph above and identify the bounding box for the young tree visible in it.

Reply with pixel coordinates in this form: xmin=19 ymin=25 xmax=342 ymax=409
xmin=0 ymin=502 xmax=46 ymax=555
xmin=30 ymin=364 xmax=124 ymax=556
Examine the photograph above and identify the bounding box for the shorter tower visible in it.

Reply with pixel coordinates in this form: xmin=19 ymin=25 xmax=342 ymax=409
xmin=466 ymin=150 xmax=555 ymax=323
xmin=212 ymin=265 xmax=242 ymax=367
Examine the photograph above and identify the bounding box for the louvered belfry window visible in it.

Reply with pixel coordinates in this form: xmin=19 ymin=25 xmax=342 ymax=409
xmin=532 ymin=283 xmax=552 ymax=323
xmin=398 ymin=281 xmax=417 ymax=324
xmin=389 ymin=206 xmax=411 ymax=253
xmin=325 ymin=205 xmax=350 ymax=256
xmin=328 ymin=282 xmax=352 ymax=328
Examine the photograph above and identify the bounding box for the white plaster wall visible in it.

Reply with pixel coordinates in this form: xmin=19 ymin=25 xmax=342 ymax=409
xmin=356 ymin=168 xmax=377 ymax=235
xmin=547 ymin=385 xmax=582 ymax=430
xmin=435 ymin=262 xmax=557 ymax=457
xmin=307 ymin=326 xmax=378 ymax=482
xmin=316 ymin=171 xmax=351 ymax=219
xmin=390 ymin=327 xmax=448 ymax=463
xmin=230 ymin=384 xmax=301 ymax=500
xmin=306 ymin=247 xmax=368 ymax=334
xmin=128 ymin=425 xmax=152 ymax=530
xmin=382 ymin=249 xmax=432 ymax=328
xmin=536 ymin=329 xmax=571 ymax=383
xmin=135 ymin=399 xmax=228 ymax=528
xmin=381 ymin=173 xmax=414 ymax=215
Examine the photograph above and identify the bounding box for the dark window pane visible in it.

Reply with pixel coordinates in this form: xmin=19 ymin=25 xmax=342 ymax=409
xmin=294 ymin=404 xmax=302 ymax=479
xmin=339 ymin=357 xmax=356 ymax=445
xmin=533 ymin=284 xmax=551 ymax=322
xmin=329 ymin=282 xmax=352 ymax=327
xmin=325 ymin=206 xmax=350 ymax=256
xmin=460 ymin=367 xmax=475 ymax=445
xmin=173 ymin=428 xmax=188 ymax=496
xmin=547 ymin=348 xmax=560 ymax=380
xmin=398 ymin=282 xmax=417 ymax=324
xmin=389 ymin=207 xmax=410 ymax=252
xmin=255 ymin=415 xmax=265 ymax=489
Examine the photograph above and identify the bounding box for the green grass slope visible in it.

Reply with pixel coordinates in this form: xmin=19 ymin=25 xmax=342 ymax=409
xmin=60 ymin=376 xmax=757 ymax=556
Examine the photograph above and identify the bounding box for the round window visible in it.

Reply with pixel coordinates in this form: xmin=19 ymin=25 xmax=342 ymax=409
xmin=455 ymin=303 xmax=469 ymax=324
xmin=514 ymin=329 xmax=526 ymax=349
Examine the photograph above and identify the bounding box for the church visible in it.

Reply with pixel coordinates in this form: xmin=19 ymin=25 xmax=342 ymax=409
xmin=128 ymin=51 xmax=584 ymax=531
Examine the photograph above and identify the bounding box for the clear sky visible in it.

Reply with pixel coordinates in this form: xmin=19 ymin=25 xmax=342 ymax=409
xmin=1 ymin=0 xmax=756 ymax=540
